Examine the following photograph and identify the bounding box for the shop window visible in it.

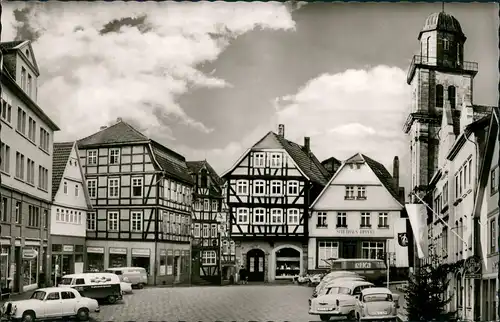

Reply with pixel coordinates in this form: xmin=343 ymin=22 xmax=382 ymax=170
xmin=87 ymin=252 xmax=104 ymax=273
xmin=22 ymin=248 xmax=39 ymax=287
xmin=166 ymin=251 xmax=173 ymax=275
xmin=159 ymin=252 xmax=166 ymax=276
xmin=0 ymin=247 xmax=10 ymax=289
xmin=109 ymin=249 xmax=127 ymax=268
xmin=132 ymin=254 xmax=150 ymax=275
xmin=75 ymin=245 xmax=84 ymax=253
xmin=52 ymin=244 xmax=62 ymax=253
xmin=275 ymin=247 xmax=300 ymax=279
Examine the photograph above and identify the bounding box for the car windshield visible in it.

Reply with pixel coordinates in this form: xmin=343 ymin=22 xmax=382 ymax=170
xmin=326 ymin=287 xmax=351 ymax=295
xmin=363 ymin=293 xmax=393 ymax=302
xmin=30 ymin=291 xmax=46 ymax=300
xmin=59 ymin=278 xmax=73 ymax=285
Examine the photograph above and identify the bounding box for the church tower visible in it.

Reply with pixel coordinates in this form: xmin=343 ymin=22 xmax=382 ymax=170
xmin=403 ymin=11 xmax=478 ymax=202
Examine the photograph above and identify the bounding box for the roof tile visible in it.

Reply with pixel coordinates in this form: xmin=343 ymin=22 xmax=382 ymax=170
xmin=77 ymin=121 xmax=148 ymax=147
xmin=360 ymin=154 xmax=403 ymax=204
xmin=52 ymin=142 xmax=74 ymax=200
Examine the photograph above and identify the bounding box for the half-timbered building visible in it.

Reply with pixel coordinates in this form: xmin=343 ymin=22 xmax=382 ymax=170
xmin=77 ymin=118 xmax=193 ymax=285
xmin=222 ymin=124 xmax=330 ymax=282
xmin=187 ymin=160 xmax=235 ymax=284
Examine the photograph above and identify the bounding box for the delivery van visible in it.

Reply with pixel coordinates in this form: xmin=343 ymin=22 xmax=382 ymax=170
xmin=58 ymin=273 xmax=123 ymax=304
xmin=104 ymin=267 xmax=148 ymax=289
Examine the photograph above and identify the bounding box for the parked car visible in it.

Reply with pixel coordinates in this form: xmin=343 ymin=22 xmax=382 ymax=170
xmin=308 ymin=274 xmax=323 ymax=286
xmin=309 ymin=280 xmax=374 ymax=321
xmin=104 ymin=267 xmax=148 ymax=289
xmin=312 ymin=271 xmax=362 ymax=298
xmin=359 ymin=287 xmax=399 ymax=321
xmin=0 ymin=287 xmax=99 ymax=322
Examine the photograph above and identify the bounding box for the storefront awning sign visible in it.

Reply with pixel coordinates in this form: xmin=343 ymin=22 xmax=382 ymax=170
xmin=87 ymin=247 xmax=104 ymax=254
xmin=63 ymin=245 xmax=74 ymax=252
xmin=405 ymin=203 xmax=428 ymax=259
xmin=131 ymin=248 xmax=150 ymax=257
xmin=22 ymin=249 xmax=38 ymax=259
xmin=110 ymin=247 xmax=127 ymax=255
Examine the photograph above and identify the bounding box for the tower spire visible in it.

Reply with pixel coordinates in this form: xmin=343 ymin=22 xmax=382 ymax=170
xmin=441 ymin=1 xmax=445 ymax=12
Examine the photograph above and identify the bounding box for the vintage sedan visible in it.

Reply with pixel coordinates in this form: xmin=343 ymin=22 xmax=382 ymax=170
xmin=0 ymin=287 xmax=99 ymax=322
xmin=309 ymin=280 xmax=374 ymax=321
xmin=359 ymin=287 xmax=399 ymax=321
xmin=312 ymin=271 xmax=362 ymax=298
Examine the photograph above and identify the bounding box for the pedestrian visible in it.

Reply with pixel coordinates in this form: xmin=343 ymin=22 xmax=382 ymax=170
xmin=239 ymin=266 xmax=248 ymax=285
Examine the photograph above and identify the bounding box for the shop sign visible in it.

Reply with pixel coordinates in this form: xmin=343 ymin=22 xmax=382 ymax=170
xmin=63 ymin=245 xmax=74 ymax=252
xmin=109 ymin=247 xmax=127 ymax=255
xmin=160 ymin=249 xmax=166 ymax=256
xmin=22 ymin=248 xmax=38 ymax=259
xmin=131 ymin=248 xmax=150 ymax=257
xmin=335 ymin=229 xmax=375 ymax=236
xmin=87 ymin=247 xmax=104 ymax=254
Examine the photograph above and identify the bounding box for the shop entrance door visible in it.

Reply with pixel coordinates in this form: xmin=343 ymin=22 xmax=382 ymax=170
xmin=246 ymin=249 xmax=265 ymax=282
xmin=342 ymin=242 xmax=357 ymax=259
xmin=52 ymin=255 xmax=74 ymax=286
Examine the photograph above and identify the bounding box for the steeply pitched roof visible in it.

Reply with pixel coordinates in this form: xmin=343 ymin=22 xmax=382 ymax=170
xmin=0 ymin=40 xmax=26 ymax=51
xmin=77 ymin=121 xmax=149 ymax=147
xmin=360 ymin=154 xmax=403 ymax=204
xmin=187 ymin=160 xmax=224 ymax=196
xmin=150 ymin=141 xmax=193 ymax=185
xmin=52 ymin=142 xmax=75 ymax=200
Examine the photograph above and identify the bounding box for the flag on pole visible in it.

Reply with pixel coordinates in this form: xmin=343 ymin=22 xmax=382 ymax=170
xmin=405 ymin=203 xmax=428 ymax=259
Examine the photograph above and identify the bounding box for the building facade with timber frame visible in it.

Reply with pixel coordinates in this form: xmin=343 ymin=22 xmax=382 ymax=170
xmin=77 ymin=119 xmax=193 ymax=286
xmin=221 ymin=124 xmax=331 ymax=282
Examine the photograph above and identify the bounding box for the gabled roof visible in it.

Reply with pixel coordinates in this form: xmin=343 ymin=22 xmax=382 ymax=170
xmin=186 ymin=160 xmax=223 ymax=186
xmin=150 ymin=141 xmax=193 ymax=185
xmin=0 ymin=40 xmax=40 ymax=76
xmin=77 ymin=121 xmax=149 ymax=148
xmin=0 ymin=40 xmax=26 ymax=51
xmin=52 ymin=142 xmax=75 ymax=200
xmin=222 ymin=130 xmax=330 ymax=185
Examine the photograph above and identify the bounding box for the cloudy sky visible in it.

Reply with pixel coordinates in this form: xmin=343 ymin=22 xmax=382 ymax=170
xmin=1 ymin=2 xmax=498 ymax=190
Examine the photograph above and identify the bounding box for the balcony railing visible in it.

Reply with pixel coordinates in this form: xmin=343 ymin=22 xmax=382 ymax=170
xmin=407 ymin=55 xmax=479 ymax=84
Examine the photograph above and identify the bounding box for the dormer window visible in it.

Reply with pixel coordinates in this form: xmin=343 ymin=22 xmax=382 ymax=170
xmin=253 ymin=153 xmax=265 ymax=168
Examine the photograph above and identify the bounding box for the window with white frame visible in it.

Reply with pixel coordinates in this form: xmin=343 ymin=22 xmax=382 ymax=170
xmin=254 ymin=180 xmax=265 ymax=195
xmin=131 ymin=212 xmax=143 ymax=232
xmin=270 ymin=209 xmax=283 ymax=224
xmin=336 ymin=212 xmax=347 ymax=228
xmin=204 ymin=199 xmax=210 ymax=211
xmin=229 ymin=241 xmax=236 ymax=255
xmin=211 ymin=224 xmax=218 ymax=238
xmin=86 ymin=212 xmax=96 ymax=231
xmin=361 ymin=241 xmax=385 ymax=259
xmin=361 ymin=212 xmax=371 ymax=228
xmin=86 ymin=179 xmax=97 ymax=199
xmin=270 ymin=180 xmax=282 ymax=196
xmin=287 ymin=209 xmax=299 ymax=225
xmin=109 ymin=148 xmax=120 ymax=165
xmin=287 ymin=181 xmax=299 ymax=195
xmin=194 ymin=201 xmax=201 ymax=211
xmin=345 ymin=186 xmax=355 ymax=199
xmin=491 ymin=167 xmax=499 ymax=195
xmin=132 ymin=177 xmax=143 ymax=197
xmin=253 ymin=152 xmax=265 ymax=167
xmin=87 ymin=150 xmax=97 ymax=165
xmin=107 ymin=212 xmax=119 ymax=231
xmin=468 ymin=159 xmax=472 ymax=185
xmin=270 ymin=153 xmax=282 ymax=168
xmin=253 ymin=208 xmax=265 ymax=224
xmin=318 ymin=241 xmax=339 ymax=267
xmin=357 ymin=186 xmax=366 ymax=199
xmin=63 ymin=181 xmax=68 ymax=194
xmin=212 ymin=200 xmax=218 ymax=212
xmin=202 ymin=250 xmax=217 ymax=265
xmin=237 ymin=208 xmax=249 ymax=224
xmin=490 ymin=218 xmax=496 ymax=253
xmin=317 ymin=212 xmax=327 ymax=227
xmin=236 ymin=180 xmax=248 ymax=195
xmin=378 ymin=213 xmax=389 ymax=228
xmin=108 ymin=178 xmax=120 ymax=198
xmin=203 ymin=224 xmax=209 ymax=238
xmin=193 ymin=223 xmax=201 ymax=238
xmin=222 ymin=241 xmax=229 ymax=255
xmin=75 ymin=184 xmax=79 ymax=197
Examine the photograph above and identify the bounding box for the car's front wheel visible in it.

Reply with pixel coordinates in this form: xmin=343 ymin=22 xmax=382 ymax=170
xmin=22 ymin=311 xmax=35 ymax=322
xmin=77 ymin=308 xmax=90 ymax=321
xmin=107 ymin=295 xmax=118 ymax=304
xmin=319 ymin=315 xmax=330 ymax=321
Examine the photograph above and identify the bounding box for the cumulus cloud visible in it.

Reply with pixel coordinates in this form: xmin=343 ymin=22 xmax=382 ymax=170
xmin=2 ymin=1 xmax=295 ymax=141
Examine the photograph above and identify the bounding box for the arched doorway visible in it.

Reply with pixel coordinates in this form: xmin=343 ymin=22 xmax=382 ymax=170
xmin=275 ymin=247 xmax=301 ymax=279
xmin=246 ymin=249 xmax=265 ymax=282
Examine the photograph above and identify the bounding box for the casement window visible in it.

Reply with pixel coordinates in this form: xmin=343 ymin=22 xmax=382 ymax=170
xmin=357 ymin=186 xmax=366 ymax=199
xmin=203 ymin=224 xmax=209 ymax=238
xmin=204 ymin=199 xmax=210 ymax=211
xmin=75 ymin=184 xmax=79 ymax=197
xmin=336 ymin=212 xmax=347 ymax=228
xmin=443 ymin=38 xmax=449 ymax=50
xmin=270 ymin=209 xmax=283 ymax=224
xmin=15 ymin=202 xmax=21 ymax=224
xmin=211 ymin=224 xmax=218 ymax=238
xmin=270 ymin=153 xmax=282 ymax=168
xmin=194 ymin=201 xmax=201 ymax=211
xmin=108 ymin=178 xmax=120 ymax=198
xmin=15 ymin=152 xmax=25 ymax=180
xmin=109 ymin=148 xmax=120 ymax=165
xmin=361 ymin=241 xmax=385 ymax=259
xmin=229 ymin=241 xmax=236 ymax=255
xmin=253 ymin=208 xmax=266 ymax=224
xmin=212 ymin=200 xmax=218 ymax=212
xmin=170 ymin=182 xmax=176 ymax=201
xmin=345 ymin=186 xmax=355 ymax=199
xmin=254 ymin=180 xmax=265 ymax=196
xmin=253 ymin=152 xmax=265 ymax=168
xmin=63 ymin=181 xmax=68 ymax=194
xmin=443 ymin=182 xmax=449 ymax=206
xmin=317 ymin=212 xmax=327 ymax=228
xmin=490 ymin=218 xmax=497 ymax=253
xmin=237 ymin=208 xmax=249 ymax=224
xmin=193 ymin=223 xmax=201 ymax=238
xmin=468 ymin=159 xmax=472 ymax=185
xmin=287 ymin=209 xmax=299 ymax=225
xmin=1 ymin=98 xmax=12 ymax=124
xmin=202 ymin=250 xmax=217 ymax=265
xmin=0 ymin=143 xmax=10 ymax=173
xmin=236 ymin=180 xmax=248 ymax=195
xmin=435 ymin=84 xmax=444 ymax=108
xmin=16 ymin=107 xmax=26 ymax=134
xmin=491 ymin=167 xmax=499 ymax=195
xmin=87 ymin=150 xmax=97 ymax=165
xmin=131 ymin=212 xmax=143 ymax=232
xmin=27 ymin=205 xmax=40 ymax=227
xmin=318 ymin=241 xmax=339 ymax=267
xmin=0 ymin=197 xmax=8 ymax=222
xmin=132 ymin=177 xmax=143 ymax=197
xmin=455 ymin=175 xmax=459 ymax=199
xmin=378 ymin=213 xmax=389 ymax=228
xmin=26 ymin=159 xmax=35 ymax=185
xmin=27 ymin=117 xmax=36 ymax=142
xmin=270 ymin=180 xmax=282 ymax=196
xmin=86 ymin=212 xmax=96 ymax=231
xmin=39 ymin=128 xmax=50 ymax=152
xmin=287 ymin=180 xmax=299 ymax=195
xmin=38 ymin=166 xmax=48 ymax=191
xmin=107 ymin=212 xmax=119 ymax=231
xmin=87 ymin=179 xmax=97 ymax=198
xmin=459 ymin=169 xmax=463 ymax=195
xmin=361 ymin=212 xmax=371 ymax=228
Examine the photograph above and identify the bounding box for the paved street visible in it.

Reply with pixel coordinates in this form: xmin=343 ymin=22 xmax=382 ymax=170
xmin=93 ymin=285 xmax=316 ymax=322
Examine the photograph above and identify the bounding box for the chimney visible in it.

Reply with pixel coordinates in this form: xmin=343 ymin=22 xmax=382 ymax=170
xmin=393 ymin=156 xmax=399 ymax=189
xmin=304 ymin=137 xmax=310 ymax=153
xmin=100 ymin=126 xmax=107 ymax=130
xmin=278 ymin=124 xmax=285 ymax=138
xmin=116 ymin=117 xmax=123 ymax=123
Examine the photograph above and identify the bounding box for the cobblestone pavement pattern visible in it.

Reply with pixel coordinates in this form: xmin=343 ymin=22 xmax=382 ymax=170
xmin=92 ymin=285 xmax=318 ymax=322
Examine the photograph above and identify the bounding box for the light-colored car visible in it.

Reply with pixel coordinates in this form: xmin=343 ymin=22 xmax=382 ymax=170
xmin=359 ymin=287 xmax=399 ymax=321
xmin=309 ymin=280 xmax=374 ymax=321
xmin=120 ymin=282 xmax=133 ymax=295
xmin=312 ymin=271 xmax=361 ymax=298
xmin=0 ymin=287 xmax=99 ymax=322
